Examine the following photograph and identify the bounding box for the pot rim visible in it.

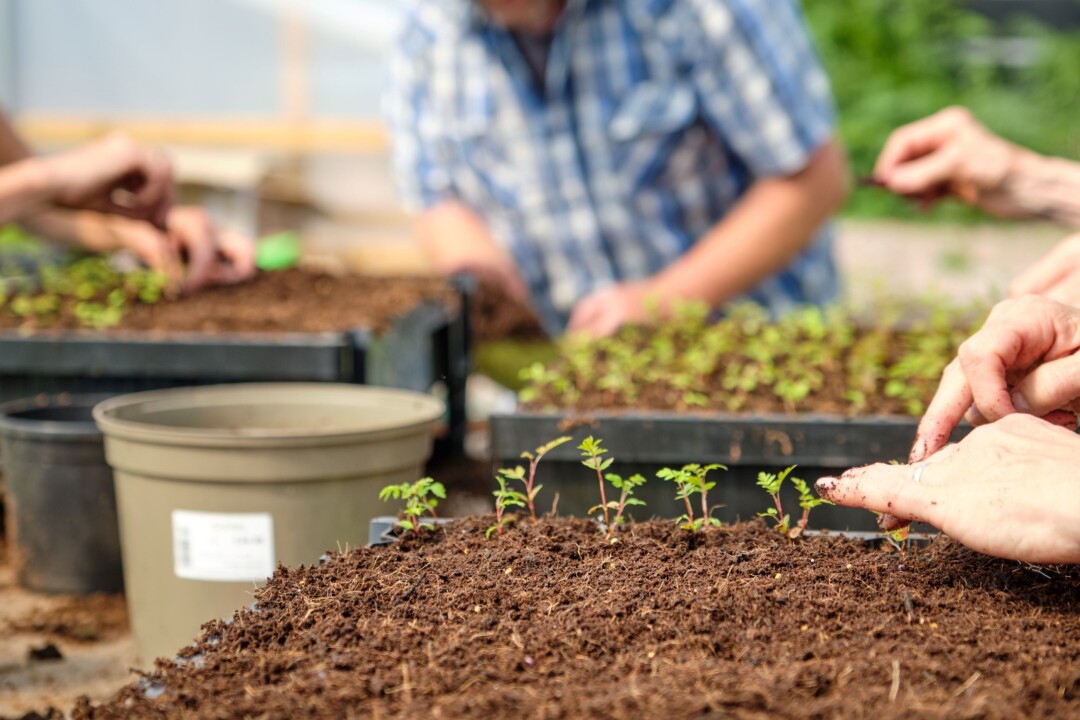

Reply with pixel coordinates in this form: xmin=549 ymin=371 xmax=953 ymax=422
xmin=92 ymin=383 xmax=445 ymax=447
xmin=0 ymin=393 xmax=117 ymax=441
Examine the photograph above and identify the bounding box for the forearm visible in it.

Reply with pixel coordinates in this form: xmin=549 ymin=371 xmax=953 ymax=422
xmin=0 ymin=158 xmax=55 ymax=225
xmin=1001 ymin=150 xmax=1080 ymax=228
xmin=0 ymin=112 xmax=32 ymax=166
xmin=650 ymin=139 xmax=848 ymax=306
xmin=415 ymin=201 xmax=497 ymax=264
xmin=19 ymin=207 xmax=124 ymax=252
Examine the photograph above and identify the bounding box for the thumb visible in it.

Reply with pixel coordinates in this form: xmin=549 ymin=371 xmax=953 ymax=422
xmin=1010 ymin=353 xmax=1080 ymax=417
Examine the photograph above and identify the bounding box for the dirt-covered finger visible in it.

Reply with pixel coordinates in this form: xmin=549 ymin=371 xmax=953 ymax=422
xmin=814 ymin=463 xmax=928 ymax=522
xmin=912 ymin=359 xmax=972 ymax=462
xmin=1010 ymin=353 xmax=1080 ymax=417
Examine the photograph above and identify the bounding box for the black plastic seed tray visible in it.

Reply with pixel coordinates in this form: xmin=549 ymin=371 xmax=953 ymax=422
xmin=489 ymin=410 xmax=971 ymax=531
xmin=0 ymin=292 xmax=470 ymax=457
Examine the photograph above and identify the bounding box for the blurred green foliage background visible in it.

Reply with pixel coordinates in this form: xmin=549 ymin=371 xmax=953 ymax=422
xmin=803 ymin=0 xmax=1080 ymax=220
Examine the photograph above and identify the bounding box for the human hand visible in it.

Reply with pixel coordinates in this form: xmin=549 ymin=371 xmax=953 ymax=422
xmin=1008 ymin=233 xmax=1080 ymax=307
xmin=566 ymin=281 xmax=656 ymax=338
xmin=874 ymin=107 xmax=1023 ymax=215
xmin=417 ymin=205 xmax=527 ymax=303
xmin=911 ymin=295 xmax=1080 ymax=464
xmin=816 ymin=415 xmax=1080 ymax=564
xmin=40 ymin=133 xmax=174 ymax=229
xmin=165 ymin=206 xmax=255 ymax=292
xmin=104 ymin=206 xmax=255 ymax=293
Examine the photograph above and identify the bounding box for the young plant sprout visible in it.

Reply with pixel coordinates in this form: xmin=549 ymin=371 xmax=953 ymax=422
xmin=593 ymin=472 xmax=647 ymax=540
xmin=756 ymin=466 xmax=831 ymax=541
xmin=488 ymin=473 xmax=527 ymax=539
xmin=883 ymin=523 xmax=911 ymax=563
xmin=378 ymin=477 xmax=446 ymax=533
xmin=656 ymin=463 xmax=726 ymax=532
xmin=498 ymin=436 xmax=572 ymax=523
xmin=578 ymin=436 xmax=614 ymax=527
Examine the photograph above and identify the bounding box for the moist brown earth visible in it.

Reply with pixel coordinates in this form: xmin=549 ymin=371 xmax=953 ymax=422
xmin=73 ymin=518 xmax=1080 ymax=719
xmin=0 ymin=271 xmax=457 ymax=335
xmin=470 ymin=281 xmax=547 ymax=343
xmin=8 ymin=594 xmax=128 ymax=644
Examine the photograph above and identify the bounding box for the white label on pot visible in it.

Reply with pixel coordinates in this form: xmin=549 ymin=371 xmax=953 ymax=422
xmin=172 ymin=511 xmax=275 ymax=582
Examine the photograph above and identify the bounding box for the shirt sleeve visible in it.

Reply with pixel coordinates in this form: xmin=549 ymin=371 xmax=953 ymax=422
xmin=384 ymin=22 xmax=458 ymax=212
xmin=687 ymin=0 xmax=836 ymax=178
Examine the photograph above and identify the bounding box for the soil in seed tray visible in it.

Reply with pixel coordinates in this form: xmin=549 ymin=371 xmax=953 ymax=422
xmin=73 ymin=518 xmax=1080 ymax=720
xmin=0 ymin=270 xmax=457 ymax=335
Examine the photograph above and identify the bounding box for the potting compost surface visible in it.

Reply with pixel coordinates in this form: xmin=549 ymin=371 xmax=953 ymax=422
xmin=0 ymin=270 xmax=456 ymax=334
xmin=73 ymin=518 xmax=1080 ymax=719
xmin=0 ymin=536 xmax=135 ymax=720
xmin=470 ymin=281 xmax=547 ymax=343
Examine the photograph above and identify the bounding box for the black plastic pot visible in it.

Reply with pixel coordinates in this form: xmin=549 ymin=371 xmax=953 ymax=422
xmin=367 ymin=515 xmax=457 ymax=546
xmin=0 ymin=394 xmax=124 ymax=594
xmin=490 ymin=410 xmax=971 ymax=532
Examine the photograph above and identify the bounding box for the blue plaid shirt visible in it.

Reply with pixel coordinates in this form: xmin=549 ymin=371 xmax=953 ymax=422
xmin=387 ymin=0 xmax=840 ymax=335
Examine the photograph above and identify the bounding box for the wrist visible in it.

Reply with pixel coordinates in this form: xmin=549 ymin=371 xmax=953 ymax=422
xmin=1001 ymin=150 xmax=1080 ymax=226
xmin=22 ymin=157 xmax=57 ymax=200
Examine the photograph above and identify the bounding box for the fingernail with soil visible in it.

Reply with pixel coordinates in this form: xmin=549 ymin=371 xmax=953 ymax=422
xmin=815 ymin=477 xmax=838 ymax=500
xmin=908 ymin=436 xmax=927 ymax=464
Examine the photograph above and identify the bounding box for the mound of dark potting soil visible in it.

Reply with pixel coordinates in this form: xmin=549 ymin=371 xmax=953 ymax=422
xmin=470 ymin=281 xmax=547 ymax=343
xmin=0 ymin=270 xmax=457 ymax=335
xmin=72 ymin=518 xmax=1080 ymax=720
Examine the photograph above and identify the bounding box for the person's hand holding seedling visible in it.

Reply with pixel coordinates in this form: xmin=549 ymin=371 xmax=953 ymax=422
xmin=816 ymin=415 xmax=1080 ymax=564
xmin=99 ymin=206 xmax=255 ymax=294
xmin=873 ymin=107 xmax=1027 ymax=215
xmin=875 ymin=107 xmax=1080 ymax=226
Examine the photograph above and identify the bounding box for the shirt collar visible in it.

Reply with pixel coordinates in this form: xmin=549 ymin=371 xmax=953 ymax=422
xmin=451 ymin=0 xmax=595 ymax=33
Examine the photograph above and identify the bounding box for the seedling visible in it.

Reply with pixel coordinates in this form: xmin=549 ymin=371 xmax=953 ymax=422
xmin=883 ymin=523 xmax=911 ymax=559
xmin=657 ymin=463 xmax=726 ymax=532
xmin=499 ymin=436 xmax=572 ymax=523
xmin=756 ymin=466 xmax=830 ymax=541
xmin=578 ymin=436 xmax=614 ymax=527
xmin=488 ymin=474 xmax=527 ymax=539
xmin=378 ymin=477 xmax=446 ymax=533
xmin=517 ymin=298 xmax=984 ymax=419
xmin=592 ymin=472 xmax=647 ymax=540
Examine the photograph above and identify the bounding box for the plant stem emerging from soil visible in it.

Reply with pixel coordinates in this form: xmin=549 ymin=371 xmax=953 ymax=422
xmin=579 ymin=436 xmax=613 ymax=528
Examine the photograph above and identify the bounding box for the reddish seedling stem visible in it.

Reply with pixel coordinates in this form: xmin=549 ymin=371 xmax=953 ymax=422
xmin=526 ymin=460 xmax=539 ymax=523
xmin=771 ymin=493 xmax=784 ymax=520
xmin=682 ymin=493 xmax=694 ymax=526
xmin=594 ymin=465 xmax=610 ymax=527
xmin=608 ymin=492 xmax=628 ymax=540
xmin=798 ymin=508 xmax=810 ymax=534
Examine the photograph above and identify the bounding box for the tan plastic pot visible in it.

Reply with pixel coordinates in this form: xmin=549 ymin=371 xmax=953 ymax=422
xmin=93 ymin=383 xmax=443 ymax=665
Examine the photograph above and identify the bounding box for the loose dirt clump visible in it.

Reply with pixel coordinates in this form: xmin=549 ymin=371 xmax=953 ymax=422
xmin=72 ymin=518 xmax=1080 ymax=719
xmin=469 ymin=281 xmax=547 ymax=343
xmin=8 ymin=595 xmax=128 ymax=644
